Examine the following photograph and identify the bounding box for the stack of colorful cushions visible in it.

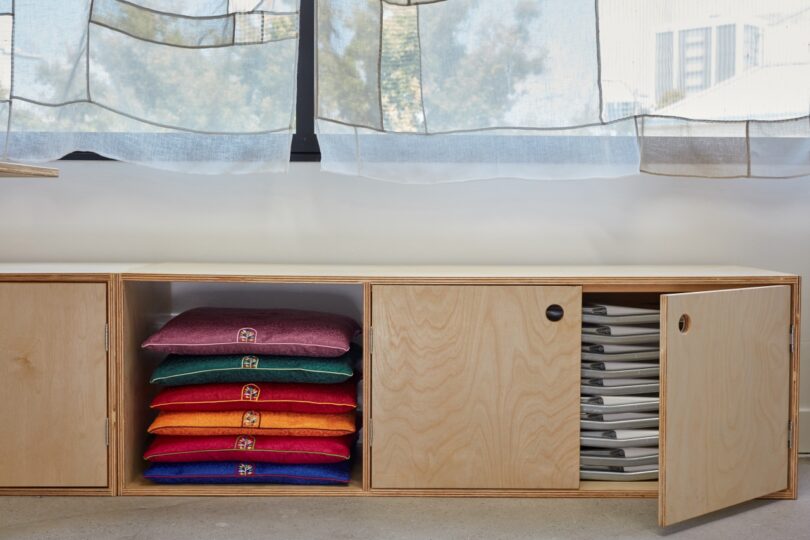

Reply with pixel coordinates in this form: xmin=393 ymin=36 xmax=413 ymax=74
xmin=140 ymin=307 xmax=361 ymax=485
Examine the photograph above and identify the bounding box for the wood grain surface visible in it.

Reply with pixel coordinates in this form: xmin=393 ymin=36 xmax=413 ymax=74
xmin=660 ymin=285 xmax=791 ymax=526
xmin=0 ymin=270 xmax=797 ymax=504
xmin=371 ymin=285 xmax=581 ymax=489
xmin=118 ymin=281 xmax=171 ymax=493
xmin=0 ymin=282 xmax=108 ymax=487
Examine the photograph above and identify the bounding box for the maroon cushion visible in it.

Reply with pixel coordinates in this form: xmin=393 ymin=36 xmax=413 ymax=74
xmin=144 ymin=435 xmax=353 ymax=464
xmin=142 ymin=307 xmax=360 ymax=357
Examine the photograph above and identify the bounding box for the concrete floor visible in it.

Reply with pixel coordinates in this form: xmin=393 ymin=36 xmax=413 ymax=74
xmin=1 ymin=460 xmax=808 ymax=540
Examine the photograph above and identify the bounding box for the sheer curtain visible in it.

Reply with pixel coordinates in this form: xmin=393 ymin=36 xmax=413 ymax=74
xmin=0 ymin=0 xmax=300 ymax=174
xmin=316 ymin=0 xmax=810 ymax=182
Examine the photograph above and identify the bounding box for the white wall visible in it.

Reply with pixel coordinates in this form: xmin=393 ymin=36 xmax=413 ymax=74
xmin=2 ymin=161 xmax=809 ymax=449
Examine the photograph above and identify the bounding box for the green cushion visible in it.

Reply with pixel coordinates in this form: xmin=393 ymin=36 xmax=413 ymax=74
xmin=150 ymin=345 xmax=359 ymax=386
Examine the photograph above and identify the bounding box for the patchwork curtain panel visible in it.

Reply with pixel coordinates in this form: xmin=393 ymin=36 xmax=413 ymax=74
xmin=0 ymin=0 xmax=300 ymax=173
xmin=0 ymin=0 xmax=807 ymax=178
xmin=316 ymin=0 xmax=810 ymax=181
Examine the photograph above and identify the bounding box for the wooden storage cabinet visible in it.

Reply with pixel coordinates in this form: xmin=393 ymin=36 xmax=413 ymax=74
xmin=0 ymin=265 xmax=800 ymax=527
xmin=0 ymin=278 xmax=116 ymax=495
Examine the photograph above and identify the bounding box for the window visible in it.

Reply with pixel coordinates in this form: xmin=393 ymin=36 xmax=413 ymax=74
xmin=655 ymin=31 xmax=675 ymax=107
xmin=744 ymin=25 xmax=762 ymax=69
xmin=715 ymin=24 xmax=736 ymax=83
xmin=678 ymin=27 xmax=712 ymax=94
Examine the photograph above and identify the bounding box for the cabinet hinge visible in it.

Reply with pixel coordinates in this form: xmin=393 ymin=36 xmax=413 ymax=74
xmin=788 ymin=420 xmax=793 ymax=449
xmin=790 ymin=324 xmax=795 ymax=354
xmin=368 ymin=326 xmax=373 ymax=356
xmin=105 ymin=418 xmax=109 ymax=447
xmin=105 ymin=323 xmax=110 ymax=352
xmin=369 ymin=418 xmax=373 ymax=447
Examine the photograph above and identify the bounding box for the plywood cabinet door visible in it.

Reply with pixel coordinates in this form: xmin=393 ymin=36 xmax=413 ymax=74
xmin=0 ymin=283 xmax=109 ymax=487
xmin=371 ymin=285 xmax=581 ymax=490
xmin=659 ymin=285 xmax=792 ymax=526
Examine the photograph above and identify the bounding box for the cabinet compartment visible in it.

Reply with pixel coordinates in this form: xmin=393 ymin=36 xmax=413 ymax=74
xmin=581 ymin=286 xmax=795 ymax=523
xmin=0 ymin=281 xmax=111 ymax=491
xmin=370 ymin=285 xmax=582 ymax=490
xmin=119 ymin=279 xmax=366 ymax=495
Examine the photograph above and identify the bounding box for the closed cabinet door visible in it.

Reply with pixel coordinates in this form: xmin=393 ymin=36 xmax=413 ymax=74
xmin=659 ymin=285 xmax=792 ymax=526
xmin=0 ymin=283 xmax=109 ymax=487
xmin=371 ymin=285 xmax=582 ymax=490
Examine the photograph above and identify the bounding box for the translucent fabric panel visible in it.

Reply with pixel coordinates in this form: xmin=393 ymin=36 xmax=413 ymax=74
xmin=4 ymin=0 xmax=299 ymax=173
xmin=0 ymin=14 xmax=10 ymax=100
xmin=91 ymin=1 xmax=299 ymax=48
xmin=319 ymin=0 xmax=809 ymax=181
xmin=380 ymin=3 xmax=425 ymax=132
xmin=750 ymin=119 xmax=810 ymax=178
xmin=419 ymin=0 xmax=600 ymax=132
xmin=114 ymin=0 xmax=299 ymax=17
xmin=233 ymin=0 xmax=299 ymax=12
xmin=13 ymin=0 xmax=91 ymax=103
xmin=135 ymin=1 xmax=229 ymax=16
xmin=89 ymin=23 xmax=296 ymax=132
xmin=317 ymin=0 xmax=382 ymax=129
xmin=129 ymin=1 xmax=299 ymax=17
xmin=234 ymin=12 xmax=263 ymax=44
xmin=234 ymin=12 xmax=299 ymax=43
xmin=319 ymin=118 xmax=640 ymax=182
xmin=638 ymin=118 xmax=749 ymax=177
xmin=91 ymin=0 xmax=236 ymax=47
xmin=599 ymin=0 xmax=810 ymax=120
xmin=7 ymin=100 xmax=292 ymax=173
xmin=384 ymin=1 xmax=447 ymax=5
xmin=0 ymin=101 xmax=9 ymax=154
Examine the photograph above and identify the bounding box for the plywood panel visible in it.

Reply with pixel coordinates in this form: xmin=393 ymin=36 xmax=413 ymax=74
xmin=362 ymin=282 xmax=372 ymax=491
xmin=0 ymin=161 xmax=59 ymax=177
xmin=120 ymin=264 xmax=794 ymax=279
xmin=371 ymin=285 xmax=581 ymax=489
xmin=119 ymin=281 xmax=171 ymax=493
xmin=660 ymin=286 xmax=791 ymax=526
xmin=0 ymin=282 xmax=108 ymax=487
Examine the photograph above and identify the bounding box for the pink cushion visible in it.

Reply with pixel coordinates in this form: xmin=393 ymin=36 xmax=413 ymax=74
xmin=142 ymin=307 xmax=360 ymax=357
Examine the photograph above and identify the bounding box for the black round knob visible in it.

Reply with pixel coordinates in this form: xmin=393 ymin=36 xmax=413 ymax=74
xmin=546 ymin=304 xmax=564 ymax=322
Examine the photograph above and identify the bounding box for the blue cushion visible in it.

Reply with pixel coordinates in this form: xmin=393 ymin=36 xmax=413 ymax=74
xmin=144 ymin=461 xmax=351 ymax=485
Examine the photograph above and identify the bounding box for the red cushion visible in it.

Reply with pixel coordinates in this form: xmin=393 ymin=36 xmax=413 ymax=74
xmin=144 ymin=435 xmax=353 ymax=464
xmin=141 ymin=307 xmax=361 ymax=357
xmin=150 ymin=381 xmax=357 ymax=413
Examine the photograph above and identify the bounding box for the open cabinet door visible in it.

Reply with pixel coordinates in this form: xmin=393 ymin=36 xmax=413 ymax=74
xmin=659 ymin=286 xmax=791 ymax=526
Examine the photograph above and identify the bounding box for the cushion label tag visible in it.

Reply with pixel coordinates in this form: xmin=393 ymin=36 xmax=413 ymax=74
xmin=238 ymin=327 xmax=257 ymax=343
xmin=241 ymin=384 xmax=260 ymax=401
xmin=235 ymin=435 xmax=256 ymax=451
xmin=241 ymin=355 xmax=259 ymax=369
xmin=242 ymin=410 xmax=260 ymax=428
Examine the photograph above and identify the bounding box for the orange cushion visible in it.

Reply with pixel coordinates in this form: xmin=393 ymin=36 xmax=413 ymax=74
xmin=148 ymin=410 xmax=356 ymax=437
